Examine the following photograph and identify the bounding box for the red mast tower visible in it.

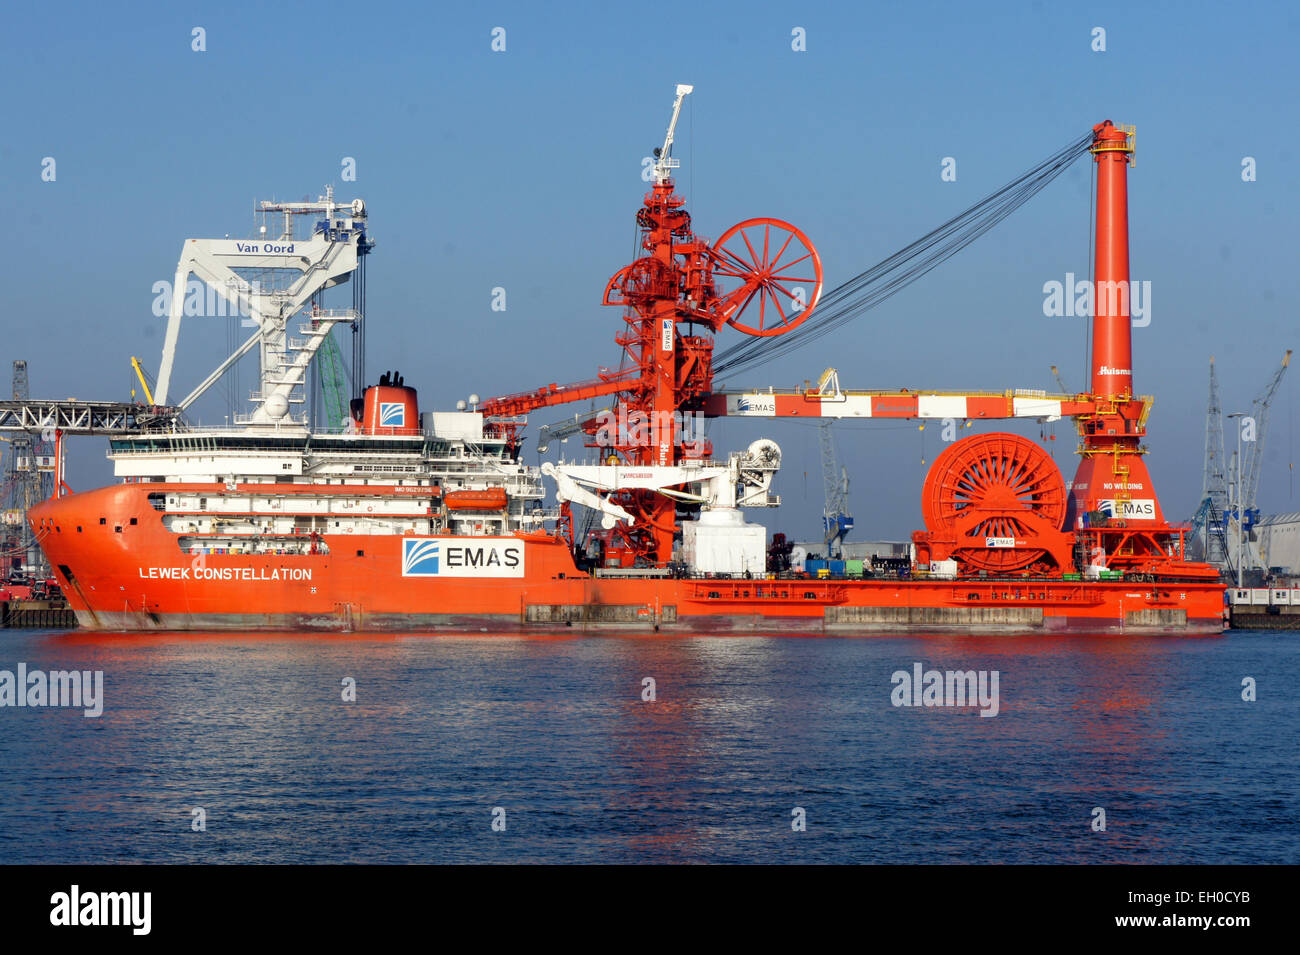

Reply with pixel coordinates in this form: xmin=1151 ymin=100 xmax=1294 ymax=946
xmin=1066 ymin=121 xmax=1207 ymax=576
xmin=481 ymin=84 xmax=823 ymax=566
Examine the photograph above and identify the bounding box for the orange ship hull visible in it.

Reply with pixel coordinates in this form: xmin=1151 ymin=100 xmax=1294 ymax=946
xmin=28 ymin=483 xmax=1226 ymax=634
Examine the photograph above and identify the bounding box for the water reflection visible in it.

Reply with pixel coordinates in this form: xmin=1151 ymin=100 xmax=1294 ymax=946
xmin=0 ymin=629 xmax=1289 ymax=863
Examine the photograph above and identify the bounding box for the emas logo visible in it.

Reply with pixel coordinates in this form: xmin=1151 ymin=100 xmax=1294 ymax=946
xmin=401 ymin=537 xmax=525 ymax=578
xmin=379 ymin=402 xmax=405 ymax=428
xmin=733 ymin=395 xmax=775 ymax=415
xmin=402 ymin=538 xmax=440 ymax=575
xmin=1097 ymin=499 xmax=1156 ymax=518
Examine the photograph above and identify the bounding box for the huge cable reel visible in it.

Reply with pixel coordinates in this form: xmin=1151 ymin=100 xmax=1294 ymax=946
xmin=918 ymin=432 xmax=1075 ymax=575
xmin=709 ymin=218 xmax=823 ymax=336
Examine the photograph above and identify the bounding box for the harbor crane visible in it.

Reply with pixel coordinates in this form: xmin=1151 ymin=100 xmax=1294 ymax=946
xmin=1196 ymin=349 xmax=1291 ymax=576
xmin=2 ymin=361 xmax=55 ymax=575
xmin=816 ymin=370 xmax=853 ymax=557
xmin=1190 ymin=356 xmax=1230 ymax=566
xmin=1241 ymin=349 xmax=1291 ymax=525
xmin=1227 ymin=348 xmax=1291 ymax=576
xmin=820 ymin=420 xmax=853 ymax=558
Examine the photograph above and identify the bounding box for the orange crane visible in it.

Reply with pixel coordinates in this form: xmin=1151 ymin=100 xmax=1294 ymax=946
xmin=480 ymin=85 xmax=822 ymax=564
xmin=482 ymin=102 xmax=1214 ymax=582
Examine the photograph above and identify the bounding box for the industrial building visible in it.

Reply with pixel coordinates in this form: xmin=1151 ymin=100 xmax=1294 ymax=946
xmin=1251 ymin=513 xmax=1300 ymax=577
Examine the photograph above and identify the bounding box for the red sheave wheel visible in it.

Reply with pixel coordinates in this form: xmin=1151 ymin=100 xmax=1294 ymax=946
xmin=710 ymin=218 xmax=822 ymax=336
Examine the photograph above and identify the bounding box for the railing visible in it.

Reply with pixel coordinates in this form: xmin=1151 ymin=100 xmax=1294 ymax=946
xmin=233 ymin=411 xmax=309 ymax=426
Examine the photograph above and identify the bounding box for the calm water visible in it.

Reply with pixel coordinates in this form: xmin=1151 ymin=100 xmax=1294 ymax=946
xmin=0 ymin=628 xmax=1295 ymax=864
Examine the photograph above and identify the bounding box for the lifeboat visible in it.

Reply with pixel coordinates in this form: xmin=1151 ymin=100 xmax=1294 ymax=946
xmin=443 ymin=488 xmax=508 ymax=512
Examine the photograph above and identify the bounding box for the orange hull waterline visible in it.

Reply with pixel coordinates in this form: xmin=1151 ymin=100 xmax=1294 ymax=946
xmin=29 ymin=481 xmax=1223 ymax=633
xmin=29 ymin=112 xmax=1226 ymax=635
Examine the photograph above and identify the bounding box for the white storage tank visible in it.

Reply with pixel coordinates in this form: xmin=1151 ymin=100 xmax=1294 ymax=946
xmin=682 ymin=509 xmax=767 ymax=575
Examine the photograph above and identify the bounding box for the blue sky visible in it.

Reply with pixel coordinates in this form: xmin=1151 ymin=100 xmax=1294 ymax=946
xmin=3 ymin=0 xmax=1297 ymax=540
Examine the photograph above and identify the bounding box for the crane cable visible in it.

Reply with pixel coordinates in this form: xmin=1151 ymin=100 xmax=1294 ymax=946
xmin=714 ymin=130 xmax=1096 ymax=381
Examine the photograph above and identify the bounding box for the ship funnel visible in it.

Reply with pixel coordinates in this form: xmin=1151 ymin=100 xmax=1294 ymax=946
xmin=361 ymin=373 xmax=419 ymax=435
